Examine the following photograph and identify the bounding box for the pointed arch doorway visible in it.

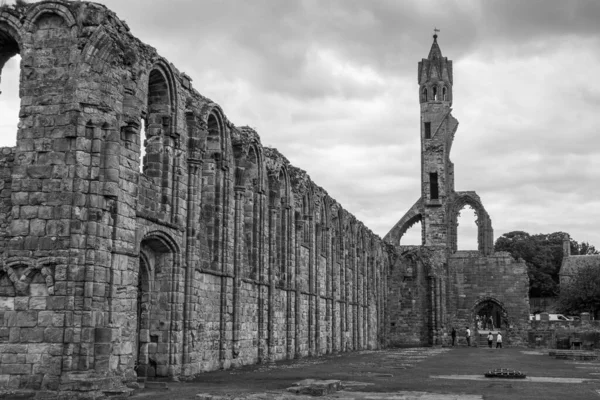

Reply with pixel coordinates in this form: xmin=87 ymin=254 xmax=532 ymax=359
xmin=473 ymin=298 xmax=508 ymax=332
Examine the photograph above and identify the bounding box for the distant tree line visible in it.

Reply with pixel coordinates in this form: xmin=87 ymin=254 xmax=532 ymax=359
xmin=494 ymin=231 xmax=598 ymax=298
xmin=557 ymin=263 xmax=600 ymax=318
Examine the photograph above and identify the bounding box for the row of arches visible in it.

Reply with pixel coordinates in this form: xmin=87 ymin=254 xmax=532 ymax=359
xmin=0 ymin=258 xmax=62 ymax=297
xmin=0 ymin=3 xmax=391 ymax=381
xmin=386 ymin=193 xmax=491 ymax=253
xmin=119 ymin=54 xmax=388 ymax=375
xmin=421 ymin=83 xmax=450 ymax=103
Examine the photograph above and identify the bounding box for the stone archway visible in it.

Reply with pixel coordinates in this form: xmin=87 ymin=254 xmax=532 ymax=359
xmin=448 ymin=192 xmax=494 ymax=255
xmin=473 ymin=297 xmax=508 ymax=332
xmin=135 ymin=251 xmax=152 ymax=377
xmin=135 ymin=231 xmax=179 ymax=378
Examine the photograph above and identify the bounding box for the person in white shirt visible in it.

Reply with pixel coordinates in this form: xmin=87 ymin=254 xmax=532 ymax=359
xmin=487 ymin=332 xmax=493 ymax=348
xmin=496 ymin=332 xmax=503 ymax=348
xmin=466 ymin=326 xmax=471 ymax=346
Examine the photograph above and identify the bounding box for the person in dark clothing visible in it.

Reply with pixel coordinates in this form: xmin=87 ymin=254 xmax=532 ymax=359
xmin=487 ymin=332 xmax=493 ymax=348
xmin=451 ymin=327 xmax=456 ymax=346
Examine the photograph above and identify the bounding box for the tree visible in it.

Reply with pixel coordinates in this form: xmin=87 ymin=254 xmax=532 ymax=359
xmin=557 ymin=263 xmax=600 ymax=317
xmin=574 ymin=241 xmax=598 ymax=256
xmin=494 ymin=231 xmax=598 ymax=298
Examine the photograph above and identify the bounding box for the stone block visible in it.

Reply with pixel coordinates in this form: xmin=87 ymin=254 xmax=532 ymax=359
xmin=1 ymin=353 xmax=25 ymax=364
xmin=95 ymin=343 xmax=112 ymax=356
xmin=0 ymin=363 xmax=32 ymax=375
xmin=0 ymin=375 xmax=9 ymax=389
xmin=29 ymin=297 xmax=47 ymax=310
xmin=41 ymin=374 xmax=60 ymax=390
xmin=44 ymin=327 xmax=63 ymax=343
xmin=0 ymin=298 xmax=15 ymax=311
xmin=27 ymin=165 xmax=52 ymax=179
xmin=9 ymin=220 xmax=29 ymax=236
xmin=20 ymin=205 xmax=38 ymax=219
xmin=1 ymin=344 xmax=27 ymax=355
xmin=20 ymin=327 xmax=45 ymax=342
xmin=26 ymin=353 xmax=42 ymax=364
xmin=16 ymin=311 xmax=38 ymax=327
xmin=94 ymin=327 xmax=114 ymax=343
xmin=46 ymin=296 xmax=66 ymax=310
xmin=14 ymin=297 xmax=29 ymax=311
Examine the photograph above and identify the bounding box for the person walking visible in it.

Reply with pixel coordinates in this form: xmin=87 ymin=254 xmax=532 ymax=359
xmin=465 ymin=326 xmax=471 ymax=347
xmin=487 ymin=332 xmax=493 ymax=348
xmin=451 ymin=327 xmax=456 ymax=346
xmin=496 ymin=332 xmax=503 ymax=349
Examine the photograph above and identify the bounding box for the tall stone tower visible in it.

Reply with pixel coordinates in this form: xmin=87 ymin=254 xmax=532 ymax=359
xmin=418 ymin=33 xmax=459 ymax=247
xmin=384 ymin=33 xmax=530 ymax=348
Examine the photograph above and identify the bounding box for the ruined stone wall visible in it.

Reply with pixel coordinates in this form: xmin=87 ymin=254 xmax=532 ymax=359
xmin=445 ymin=251 xmax=530 ymax=346
xmin=0 ymin=1 xmax=391 ymax=392
xmin=528 ymin=319 xmax=600 ymax=349
xmin=387 ymin=248 xmax=530 ymax=347
xmin=386 ymin=246 xmax=431 ymax=346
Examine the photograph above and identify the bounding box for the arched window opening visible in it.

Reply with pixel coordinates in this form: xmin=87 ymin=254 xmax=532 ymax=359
xmin=277 ymin=171 xmax=289 ymax=282
xmin=421 ymin=87 xmax=428 ymax=103
xmin=432 ymin=86 xmax=438 ymax=101
xmin=0 ymin=43 xmax=20 ymax=147
xmin=267 ymin=169 xmax=289 ymax=284
xmin=145 ymin=69 xmax=170 ymax=178
xmin=139 ymin=118 xmax=147 ymax=172
xmin=302 ymin=195 xmax=310 ymax=244
xmin=442 ymin=87 xmax=447 ymax=101
xmin=429 ymin=172 xmax=439 ymax=200
xmin=243 ymin=147 xmax=259 ymax=279
xmin=319 ymin=203 xmax=327 ymax=255
xmin=135 ymin=255 xmax=151 ymax=374
xmin=400 ymin=220 xmax=422 ymax=246
xmin=457 ymin=205 xmax=478 ymax=250
xmin=424 ymin=122 xmax=431 ymax=139
xmin=203 ymin=112 xmax=225 ymax=271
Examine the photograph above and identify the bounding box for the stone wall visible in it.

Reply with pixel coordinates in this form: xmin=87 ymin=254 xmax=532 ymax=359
xmin=446 ymin=251 xmax=530 ymax=346
xmin=528 ymin=319 xmax=600 ymax=349
xmin=0 ymin=1 xmax=391 ymax=392
xmin=387 ymin=248 xmax=530 ymax=347
xmin=385 ymin=35 xmax=530 ymax=349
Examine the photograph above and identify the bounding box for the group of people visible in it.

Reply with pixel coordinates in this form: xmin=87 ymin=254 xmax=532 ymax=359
xmin=487 ymin=331 xmax=503 ymax=348
xmin=449 ymin=326 xmax=502 ymax=348
xmin=475 ymin=314 xmax=495 ymax=330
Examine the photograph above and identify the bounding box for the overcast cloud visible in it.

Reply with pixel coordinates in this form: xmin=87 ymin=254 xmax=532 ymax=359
xmin=1 ymin=0 xmax=599 ymax=249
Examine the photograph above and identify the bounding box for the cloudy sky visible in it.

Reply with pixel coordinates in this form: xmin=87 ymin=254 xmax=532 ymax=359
xmin=1 ymin=0 xmax=599 ymax=249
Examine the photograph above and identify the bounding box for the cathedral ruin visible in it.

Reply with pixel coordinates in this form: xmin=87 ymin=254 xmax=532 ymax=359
xmin=0 ymin=1 xmax=530 ymax=396
xmin=384 ymin=34 xmax=530 ymax=347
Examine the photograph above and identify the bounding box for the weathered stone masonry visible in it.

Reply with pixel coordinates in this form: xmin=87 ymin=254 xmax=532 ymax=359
xmin=0 ymin=1 xmax=390 ymax=391
xmin=384 ymin=35 xmax=530 ymax=348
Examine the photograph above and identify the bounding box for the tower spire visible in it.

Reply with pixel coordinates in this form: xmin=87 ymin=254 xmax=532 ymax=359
xmin=428 ymin=28 xmax=443 ymax=60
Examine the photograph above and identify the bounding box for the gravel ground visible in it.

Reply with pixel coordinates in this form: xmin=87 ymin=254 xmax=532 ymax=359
xmin=131 ymin=346 xmax=600 ymax=400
